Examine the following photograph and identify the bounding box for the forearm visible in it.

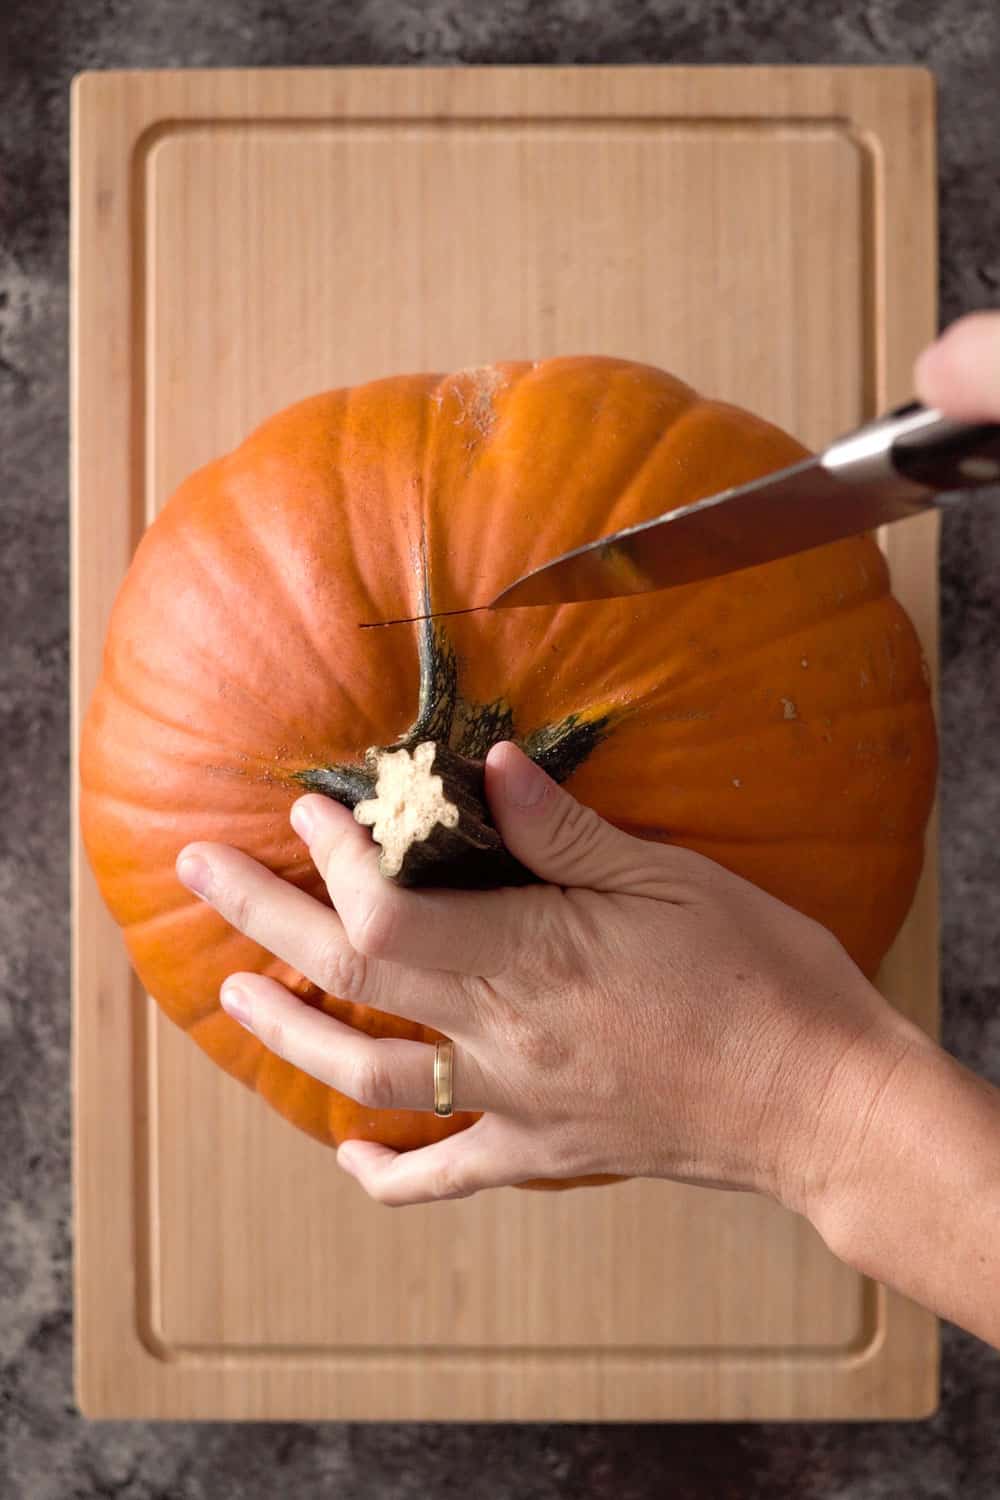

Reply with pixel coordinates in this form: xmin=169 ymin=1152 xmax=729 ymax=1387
xmin=809 ymin=1032 xmax=1000 ymax=1346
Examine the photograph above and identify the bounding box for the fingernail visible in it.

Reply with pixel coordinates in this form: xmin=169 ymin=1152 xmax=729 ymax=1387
xmin=504 ymin=749 xmax=549 ymax=809
xmin=290 ymin=799 xmax=316 ymax=843
xmin=221 ymin=984 xmax=252 ymax=1028
xmin=177 ymin=853 xmax=213 ymax=899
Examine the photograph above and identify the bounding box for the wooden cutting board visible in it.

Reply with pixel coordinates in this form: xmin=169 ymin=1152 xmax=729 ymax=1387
xmin=72 ymin=66 xmax=940 ymax=1421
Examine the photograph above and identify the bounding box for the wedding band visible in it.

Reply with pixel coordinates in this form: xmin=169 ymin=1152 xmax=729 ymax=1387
xmin=433 ymin=1039 xmax=455 ymax=1117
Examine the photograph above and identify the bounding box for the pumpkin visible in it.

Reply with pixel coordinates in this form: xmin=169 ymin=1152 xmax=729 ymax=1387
xmin=79 ymin=356 xmax=937 ymax=1176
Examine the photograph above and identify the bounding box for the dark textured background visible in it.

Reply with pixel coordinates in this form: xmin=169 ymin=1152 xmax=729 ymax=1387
xmin=2 ymin=1 xmax=999 ymax=1495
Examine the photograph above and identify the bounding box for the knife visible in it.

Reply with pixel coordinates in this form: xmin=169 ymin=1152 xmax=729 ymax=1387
xmin=489 ymin=402 xmax=1000 ymax=609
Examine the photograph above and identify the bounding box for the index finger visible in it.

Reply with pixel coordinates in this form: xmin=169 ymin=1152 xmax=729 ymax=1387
xmin=176 ymin=839 xmax=469 ymax=1035
xmin=293 ymin=794 xmax=539 ymax=979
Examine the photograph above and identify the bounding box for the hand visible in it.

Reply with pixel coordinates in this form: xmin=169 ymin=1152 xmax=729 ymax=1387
xmin=175 ymin=743 xmax=917 ymax=1212
xmin=915 ymin=309 xmax=1000 ymax=419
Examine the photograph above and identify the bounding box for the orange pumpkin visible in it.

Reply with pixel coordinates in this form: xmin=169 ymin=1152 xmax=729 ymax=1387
xmin=79 ymin=357 xmax=937 ymax=1167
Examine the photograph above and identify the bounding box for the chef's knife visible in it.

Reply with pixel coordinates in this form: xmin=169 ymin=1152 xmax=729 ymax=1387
xmin=489 ymin=402 xmax=1000 ymax=609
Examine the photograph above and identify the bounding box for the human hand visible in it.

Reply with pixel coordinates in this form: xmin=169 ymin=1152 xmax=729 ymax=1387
xmin=175 ymin=742 xmax=920 ymax=1212
xmin=915 ymin=310 xmax=1000 ymax=420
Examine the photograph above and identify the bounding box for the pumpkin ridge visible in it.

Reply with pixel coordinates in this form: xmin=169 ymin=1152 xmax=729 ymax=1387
xmin=99 ymin=662 xmax=234 ymax=755
xmin=595 ymin=384 xmax=724 ymax=538
xmin=109 ymin=528 xmax=332 ymax=751
xmin=500 ymin=544 xmax=889 ymax=730
xmin=648 ymin=586 xmax=895 ymax=697
xmin=221 ymin=457 xmax=360 ymax=697
xmin=85 ymin=679 xmax=294 ymax=792
xmin=555 ymin=565 xmax=895 ymax=720
xmin=81 ymin=782 xmax=297 ymax=829
xmin=333 ymin=385 xmax=409 ymax=628
xmin=467 ymin=369 xmax=671 ymax=621
xmin=662 ymin=827 xmax=929 ymax=850
xmin=420 ymin=365 xmax=527 ymax=618
xmin=616 ymin=691 xmax=936 ymax=766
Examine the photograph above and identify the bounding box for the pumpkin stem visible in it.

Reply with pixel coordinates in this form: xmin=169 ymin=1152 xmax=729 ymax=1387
xmin=299 ymin=708 xmax=613 ymax=889
xmin=353 ymin=739 xmax=536 ymax=889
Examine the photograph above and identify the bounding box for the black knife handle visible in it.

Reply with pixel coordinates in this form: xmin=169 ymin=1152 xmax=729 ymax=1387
xmin=891 ymin=410 xmax=1000 ymax=491
xmin=826 ymin=402 xmax=1000 ymax=495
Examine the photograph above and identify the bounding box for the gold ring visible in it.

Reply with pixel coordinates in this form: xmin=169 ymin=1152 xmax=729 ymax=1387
xmin=433 ymin=1039 xmax=455 ymax=1117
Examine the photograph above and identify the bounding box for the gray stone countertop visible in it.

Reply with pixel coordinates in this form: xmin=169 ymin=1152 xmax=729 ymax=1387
xmin=2 ymin=2 xmax=999 ymax=1495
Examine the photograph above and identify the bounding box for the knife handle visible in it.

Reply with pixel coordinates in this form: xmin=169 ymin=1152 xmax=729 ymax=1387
xmin=889 ymin=406 xmax=1000 ymax=492
xmin=825 ymin=401 xmax=1000 ymax=496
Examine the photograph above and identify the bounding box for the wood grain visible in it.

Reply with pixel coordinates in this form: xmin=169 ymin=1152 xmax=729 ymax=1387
xmin=72 ymin=66 xmax=939 ymax=1420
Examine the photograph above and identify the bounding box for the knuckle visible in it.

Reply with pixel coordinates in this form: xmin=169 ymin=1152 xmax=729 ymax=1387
xmin=223 ymin=886 xmax=255 ymax=936
xmin=349 ymin=896 xmax=399 ymax=959
xmin=505 ymin=1011 xmax=572 ymax=1073
xmin=541 ymin=1128 xmax=587 ymax=1178
xmin=462 ymin=977 xmax=496 ymax=1028
xmin=369 ymin=1179 xmax=410 ymax=1208
xmin=584 ymin=1055 xmax=624 ymax=1107
xmin=661 ymin=843 xmax=718 ymax=883
xmin=805 ymin=915 xmax=848 ymax=965
xmin=315 ymin=937 xmax=368 ymax=1001
xmin=349 ymin=1051 xmax=395 ymax=1110
xmin=521 ymin=1029 xmax=572 ymax=1073
xmin=257 ymin=1014 xmax=288 ymax=1060
xmin=545 ymin=797 xmax=606 ymax=874
xmin=430 ymin=1162 xmax=472 ymax=1201
xmin=503 ymin=894 xmax=571 ymax=984
xmin=368 ymin=1183 xmax=400 ymax=1207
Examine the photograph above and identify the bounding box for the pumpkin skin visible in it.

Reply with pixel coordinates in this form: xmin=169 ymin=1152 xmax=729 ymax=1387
xmin=80 ymin=357 xmax=937 ymax=1173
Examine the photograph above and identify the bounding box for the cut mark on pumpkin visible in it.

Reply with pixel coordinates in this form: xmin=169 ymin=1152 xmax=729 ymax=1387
xmin=360 ymin=527 xmax=493 ymax=628
xmin=359 ymin=603 xmax=489 ymax=629
xmin=781 ymin=697 xmax=798 ymax=721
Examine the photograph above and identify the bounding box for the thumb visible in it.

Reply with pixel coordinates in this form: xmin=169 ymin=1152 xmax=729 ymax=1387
xmin=484 ymin=741 xmax=640 ymax=890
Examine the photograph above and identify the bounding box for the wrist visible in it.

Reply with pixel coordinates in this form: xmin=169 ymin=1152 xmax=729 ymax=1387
xmin=773 ymin=993 xmax=1000 ymax=1345
xmin=776 ymin=998 xmax=933 ymax=1231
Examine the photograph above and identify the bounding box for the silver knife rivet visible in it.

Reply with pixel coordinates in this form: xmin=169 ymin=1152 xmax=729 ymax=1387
xmin=958 ymin=456 xmax=1000 ymax=481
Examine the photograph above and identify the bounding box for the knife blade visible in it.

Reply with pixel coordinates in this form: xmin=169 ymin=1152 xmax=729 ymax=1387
xmin=489 ymin=402 xmax=1000 ymax=609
